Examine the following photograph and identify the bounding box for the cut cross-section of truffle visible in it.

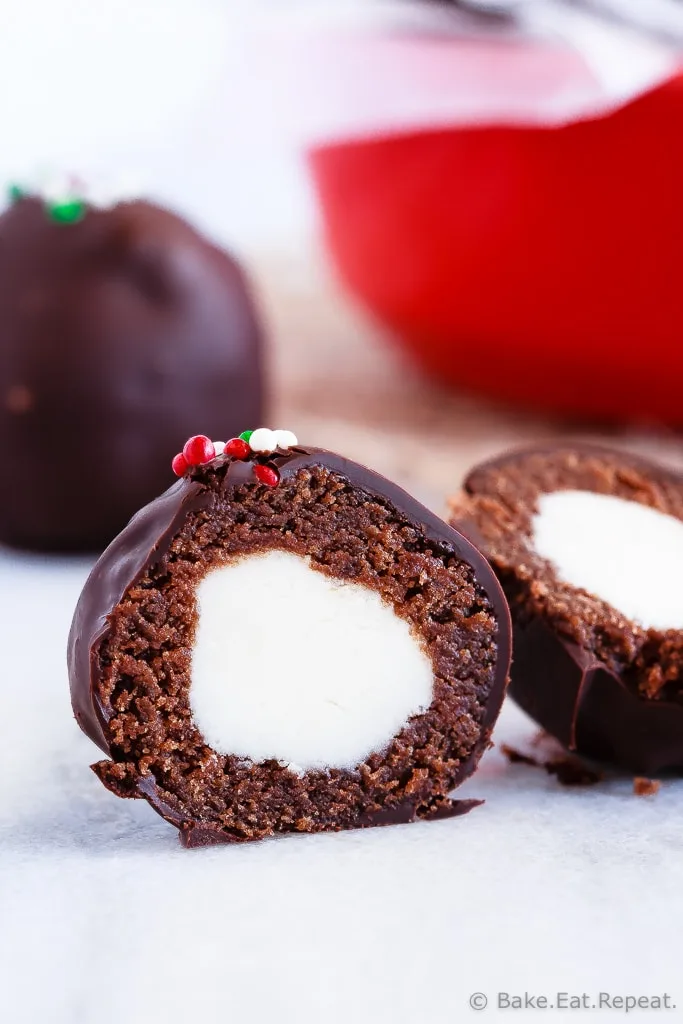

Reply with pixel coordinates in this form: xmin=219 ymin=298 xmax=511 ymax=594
xmin=68 ymin=439 xmax=511 ymax=846
xmin=451 ymin=444 xmax=683 ymax=775
xmin=0 ymin=193 xmax=263 ymax=552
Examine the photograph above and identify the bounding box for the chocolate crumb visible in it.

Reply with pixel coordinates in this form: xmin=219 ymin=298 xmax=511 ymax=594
xmin=633 ymin=777 xmax=661 ymax=797
xmin=500 ymin=743 xmax=538 ymax=767
xmin=545 ymin=757 xmax=604 ymax=787
xmin=502 ymin=743 xmax=603 ymax=786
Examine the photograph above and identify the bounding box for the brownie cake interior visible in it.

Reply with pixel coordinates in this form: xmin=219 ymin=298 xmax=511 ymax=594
xmin=87 ymin=458 xmax=505 ymax=844
xmin=453 ymin=447 xmax=683 ymax=705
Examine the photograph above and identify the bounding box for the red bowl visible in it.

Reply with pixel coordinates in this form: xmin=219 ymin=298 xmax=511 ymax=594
xmin=309 ymin=75 xmax=683 ymax=424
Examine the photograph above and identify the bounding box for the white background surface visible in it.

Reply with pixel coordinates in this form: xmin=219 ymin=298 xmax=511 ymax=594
xmin=1 ymin=0 xmax=679 ymax=253
xmin=0 ymin=0 xmax=323 ymax=251
xmin=1 ymin=547 xmax=682 ymax=1024
xmin=1 ymin=1 xmax=682 ymax=1021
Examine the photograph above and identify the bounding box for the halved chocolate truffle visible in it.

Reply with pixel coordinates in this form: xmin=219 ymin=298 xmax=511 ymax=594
xmin=68 ymin=433 xmax=511 ymax=846
xmin=451 ymin=445 xmax=683 ymax=774
xmin=0 ymin=193 xmax=263 ymax=551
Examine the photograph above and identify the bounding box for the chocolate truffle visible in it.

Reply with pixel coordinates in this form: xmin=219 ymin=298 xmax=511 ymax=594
xmin=451 ymin=444 xmax=683 ymax=774
xmin=0 ymin=193 xmax=263 ymax=551
xmin=68 ymin=431 xmax=511 ymax=847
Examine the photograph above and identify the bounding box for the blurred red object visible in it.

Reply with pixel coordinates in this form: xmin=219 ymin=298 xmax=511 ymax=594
xmin=309 ymin=75 xmax=683 ymax=424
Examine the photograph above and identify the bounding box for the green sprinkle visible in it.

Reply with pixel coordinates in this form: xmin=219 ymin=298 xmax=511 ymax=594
xmin=7 ymin=183 xmax=25 ymax=204
xmin=238 ymin=430 xmax=253 ymax=443
xmin=47 ymin=198 xmax=86 ymax=224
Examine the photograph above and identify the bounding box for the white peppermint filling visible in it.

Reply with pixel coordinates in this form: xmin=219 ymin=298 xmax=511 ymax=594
xmin=189 ymin=550 xmax=433 ymax=771
xmin=532 ymin=489 xmax=683 ymax=631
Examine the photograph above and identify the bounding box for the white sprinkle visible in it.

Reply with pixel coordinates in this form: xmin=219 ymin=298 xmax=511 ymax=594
xmin=86 ymin=173 xmax=142 ymax=209
xmin=273 ymin=429 xmax=298 ymax=450
xmin=40 ymin=172 xmax=73 ymax=204
xmin=248 ymin=427 xmax=278 ymax=453
xmin=212 ymin=441 xmax=226 ymax=456
xmin=86 ymin=184 xmax=116 ymax=209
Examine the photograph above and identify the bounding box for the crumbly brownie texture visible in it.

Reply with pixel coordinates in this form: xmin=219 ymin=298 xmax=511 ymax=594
xmin=451 ymin=447 xmax=683 ymax=704
xmin=90 ymin=462 xmax=502 ymax=844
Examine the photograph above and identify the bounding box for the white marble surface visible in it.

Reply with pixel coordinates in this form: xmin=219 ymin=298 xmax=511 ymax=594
xmin=1 ymin=534 xmax=682 ymax=1024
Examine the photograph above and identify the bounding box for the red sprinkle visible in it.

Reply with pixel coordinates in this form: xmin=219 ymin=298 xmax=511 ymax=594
xmin=171 ymin=452 xmax=189 ymax=477
xmin=253 ymin=464 xmax=279 ymax=488
xmin=182 ymin=434 xmax=215 ymax=465
xmin=225 ymin=437 xmax=250 ymax=460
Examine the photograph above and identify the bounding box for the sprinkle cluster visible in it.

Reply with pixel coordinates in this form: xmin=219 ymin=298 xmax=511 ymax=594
xmin=172 ymin=428 xmax=299 ymax=488
xmin=7 ymin=170 xmax=140 ymax=223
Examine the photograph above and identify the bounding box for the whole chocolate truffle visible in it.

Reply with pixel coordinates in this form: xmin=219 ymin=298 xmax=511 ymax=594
xmin=0 ymin=196 xmax=263 ymax=551
xmin=451 ymin=444 xmax=683 ymax=775
xmin=68 ymin=434 xmax=511 ymax=847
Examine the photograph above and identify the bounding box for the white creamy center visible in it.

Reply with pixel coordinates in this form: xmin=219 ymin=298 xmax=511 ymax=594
xmin=532 ymin=489 xmax=683 ymax=631
xmin=189 ymin=550 xmax=434 ymax=771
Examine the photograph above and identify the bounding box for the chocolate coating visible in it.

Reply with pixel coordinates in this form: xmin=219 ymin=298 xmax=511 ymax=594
xmin=68 ymin=447 xmax=511 ymax=843
xmin=139 ymin=783 xmax=484 ymax=850
xmin=0 ymin=197 xmax=263 ymax=551
xmin=512 ymin=619 xmax=683 ymax=775
xmin=456 ymin=444 xmax=683 ymax=775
